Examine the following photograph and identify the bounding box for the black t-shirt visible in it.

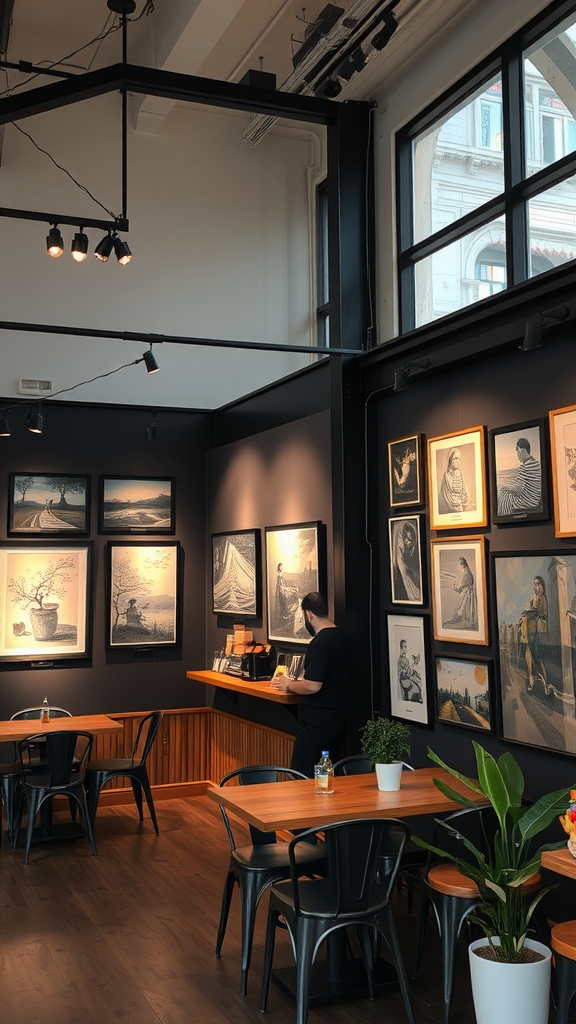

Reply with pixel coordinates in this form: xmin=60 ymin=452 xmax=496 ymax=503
xmin=301 ymin=625 xmax=352 ymax=713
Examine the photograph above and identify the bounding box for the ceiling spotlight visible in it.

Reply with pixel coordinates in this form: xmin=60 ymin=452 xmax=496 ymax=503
xmin=521 ymin=316 xmax=542 ymax=351
xmin=46 ymin=226 xmax=64 ymax=258
xmin=26 ymin=408 xmax=44 ymax=434
xmin=372 ymin=11 xmax=398 ymax=51
xmin=142 ymin=345 xmax=160 ymax=374
xmin=393 ymin=357 xmax=430 ymax=392
xmin=94 ymin=232 xmax=114 ymax=262
xmin=146 ymin=419 xmax=157 ymax=441
xmin=336 ymin=47 xmax=367 ymax=82
xmin=315 ymin=79 xmax=342 ymax=98
xmin=0 ymin=417 xmax=10 ymax=437
xmin=107 ymin=0 xmax=136 ymax=12
xmin=113 ymin=235 xmax=132 ymax=266
xmin=71 ymin=230 xmax=89 ymax=262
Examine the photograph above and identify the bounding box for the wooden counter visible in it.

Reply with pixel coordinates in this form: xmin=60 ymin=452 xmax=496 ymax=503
xmin=541 ymin=847 xmax=576 ymax=880
xmin=186 ymin=669 xmax=299 ymax=704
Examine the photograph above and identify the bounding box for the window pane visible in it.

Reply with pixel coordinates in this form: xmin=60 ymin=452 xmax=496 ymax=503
xmin=412 ymin=75 xmax=504 ymax=245
xmin=524 ymin=16 xmax=576 ymax=175
xmin=528 ymin=173 xmax=576 ymax=278
xmin=414 ymin=219 xmax=506 ymax=327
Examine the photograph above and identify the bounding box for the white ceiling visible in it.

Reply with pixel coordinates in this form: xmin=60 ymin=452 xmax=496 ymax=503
xmin=0 ymin=0 xmax=473 ymax=410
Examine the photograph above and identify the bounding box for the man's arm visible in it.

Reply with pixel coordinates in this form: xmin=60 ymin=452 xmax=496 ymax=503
xmin=270 ymin=675 xmax=322 ymax=695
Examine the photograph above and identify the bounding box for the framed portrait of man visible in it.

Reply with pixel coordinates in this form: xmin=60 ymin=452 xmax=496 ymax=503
xmin=490 ymin=419 xmax=548 ymax=524
xmin=550 ymin=404 xmax=576 ymax=537
xmin=430 ymin=536 xmax=489 ymax=645
xmin=387 ymin=613 xmax=430 ymax=725
xmin=427 ymin=427 xmax=488 ymax=530
xmin=388 ymin=515 xmax=424 ymax=606
xmin=388 ymin=434 xmax=424 ymax=508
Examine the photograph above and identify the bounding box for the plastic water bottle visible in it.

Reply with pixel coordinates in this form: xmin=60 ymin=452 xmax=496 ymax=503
xmin=40 ymin=696 xmax=50 ymax=722
xmin=314 ymin=751 xmax=334 ymax=794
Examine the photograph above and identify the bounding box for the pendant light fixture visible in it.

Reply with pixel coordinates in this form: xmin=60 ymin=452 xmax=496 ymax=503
xmin=113 ymin=235 xmax=132 ymax=265
xmin=26 ymin=408 xmax=44 ymax=433
xmin=46 ymin=226 xmax=64 ymax=257
xmin=94 ymin=232 xmax=114 ymax=262
xmin=142 ymin=344 xmax=160 ymax=374
xmin=71 ymin=230 xmax=89 ymax=262
xmin=0 ymin=417 xmax=11 ymax=436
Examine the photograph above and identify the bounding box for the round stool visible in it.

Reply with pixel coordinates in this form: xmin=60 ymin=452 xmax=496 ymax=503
xmin=551 ymin=920 xmax=576 ymax=1024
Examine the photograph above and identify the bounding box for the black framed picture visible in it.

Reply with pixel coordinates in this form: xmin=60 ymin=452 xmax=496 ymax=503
xmin=0 ymin=541 xmax=92 ymax=662
xmin=211 ymin=529 xmax=261 ymax=617
xmin=389 ymin=514 xmax=424 ymax=606
xmin=107 ymin=541 xmax=180 ymax=648
xmin=8 ymin=473 xmax=90 ymax=535
xmin=388 ymin=434 xmax=424 ymax=508
xmin=99 ymin=476 xmax=175 ymax=534
xmin=435 ymin=655 xmax=492 ymax=732
xmin=265 ymin=522 xmax=326 ymax=645
xmin=387 ymin=613 xmax=430 ymax=726
xmin=490 ymin=419 xmax=548 ymax=524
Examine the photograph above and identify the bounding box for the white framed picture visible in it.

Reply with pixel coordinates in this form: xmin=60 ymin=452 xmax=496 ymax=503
xmin=387 ymin=613 xmax=430 ymax=725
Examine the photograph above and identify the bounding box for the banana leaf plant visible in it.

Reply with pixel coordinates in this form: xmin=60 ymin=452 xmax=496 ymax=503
xmin=412 ymin=741 xmax=572 ymax=962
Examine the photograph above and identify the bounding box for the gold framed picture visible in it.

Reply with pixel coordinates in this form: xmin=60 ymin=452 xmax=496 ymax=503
xmin=430 ymin=535 xmax=489 ymax=645
xmin=427 ymin=426 xmax=488 ymax=530
xmin=549 ymin=403 xmax=576 ymax=537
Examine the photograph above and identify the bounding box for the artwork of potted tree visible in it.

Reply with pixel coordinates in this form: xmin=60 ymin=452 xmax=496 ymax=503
xmin=7 ymin=556 xmax=76 ymax=641
xmin=359 ymin=716 xmax=411 ymax=791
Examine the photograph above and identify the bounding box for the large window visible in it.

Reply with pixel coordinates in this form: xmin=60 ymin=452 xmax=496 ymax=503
xmin=397 ymin=1 xmax=576 ymax=331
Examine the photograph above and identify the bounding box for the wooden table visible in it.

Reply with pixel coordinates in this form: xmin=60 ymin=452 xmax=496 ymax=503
xmin=0 ymin=714 xmax=124 ymax=743
xmin=541 ymin=848 xmax=576 ymax=879
xmin=187 ymin=668 xmax=299 ymax=704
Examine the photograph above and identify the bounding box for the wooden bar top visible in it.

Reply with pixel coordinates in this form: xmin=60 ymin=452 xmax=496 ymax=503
xmin=206 ymin=767 xmax=488 ymax=832
xmin=186 ymin=669 xmax=299 ymax=704
xmin=541 ymin=847 xmax=576 ymax=880
xmin=0 ymin=714 xmax=124 ymax=743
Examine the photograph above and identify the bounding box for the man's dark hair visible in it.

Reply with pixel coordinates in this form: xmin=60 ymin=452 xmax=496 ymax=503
xmin=517 ymin=437 xmax=531 ymax=453
xmin=301 ymin=592 xmax=328 ymax=617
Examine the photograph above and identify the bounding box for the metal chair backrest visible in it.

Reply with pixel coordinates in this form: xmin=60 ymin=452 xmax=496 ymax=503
xmin=333 ymin=755 xmax=374 ymax=776
xmin=218 ymin=765 xmax=309 ymax=848
xmin=429 ymin=804 xmax=497 ymax=870
xmin=18 ymin=731 xmax=93 ymax=788
xmin=11 ymin=706 xmax=72 ymax=719
xmin=129 ymin=711 xmax=163 ymax=766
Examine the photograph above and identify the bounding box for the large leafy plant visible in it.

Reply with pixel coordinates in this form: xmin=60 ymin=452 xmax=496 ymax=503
xmin=413 ymin=741 xmax=571 ymax=962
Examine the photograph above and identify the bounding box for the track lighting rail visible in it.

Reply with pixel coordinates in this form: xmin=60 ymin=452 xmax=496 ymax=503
xmin=0 ymin=205 xmax=127 ymax=233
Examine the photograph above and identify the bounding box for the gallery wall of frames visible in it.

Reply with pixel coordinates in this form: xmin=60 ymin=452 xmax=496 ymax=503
xmin=377 ymin=328 xmax=576 ymax=784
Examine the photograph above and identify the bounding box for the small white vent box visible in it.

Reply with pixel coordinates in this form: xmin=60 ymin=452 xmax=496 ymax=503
xmin=18 ymin=378 xmax=54 ymax=396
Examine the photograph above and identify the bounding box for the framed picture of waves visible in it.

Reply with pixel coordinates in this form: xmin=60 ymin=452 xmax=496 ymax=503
xmin=211 ymin=529 xmax=261 ymax=618
xmin=427 ymin=426 xmax=487 ymax=530
xmin=489 ymin=419 xmax=548 ymax=525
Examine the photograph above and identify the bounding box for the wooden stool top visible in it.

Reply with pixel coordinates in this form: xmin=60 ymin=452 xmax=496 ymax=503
xmin=428 ymin=865 xmax=541 ymax=899
xmin=551 ymin=920 xmax=576 ymax=961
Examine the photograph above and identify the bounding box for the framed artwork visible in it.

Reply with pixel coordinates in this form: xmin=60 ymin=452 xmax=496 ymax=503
xmin=388 ymin=514 xmax=424 ymax=606
xmin=0 ymin=542 xmax=92 ymax=661
xmin=387 ymin=613 xmax=430 ymax=725
xmin=494 ymin=551 xmax=576 ymax=756
xmin=99 ymin=476 xmax=175 ymax=534
xmin=490 ymin=419 xmax=548 ymax=524
xmin=388 ymin=434 xmax=424 ymax=508
xmin=549 ymin=404 xmax=576 ymax=537
xmin=435 ymin=656 xmax=492 ymax=732
xmin=430 ymin=536 xmax=489 ymax=645
xmin=211 ymin=529 xmax=261 ymax=617
xmin=107 ymin=542 xmax=180 ymax=648
xmin=8 ymin=473 xmax=90 ymax=535
xmin=427 ymin=426 xmax=488 ymax=530
xmin=265 ymin=522 xmax=326 ymax=645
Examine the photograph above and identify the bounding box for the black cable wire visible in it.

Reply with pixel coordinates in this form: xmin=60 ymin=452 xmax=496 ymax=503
xmin=0 ymin=357 xmax=144 ymax=417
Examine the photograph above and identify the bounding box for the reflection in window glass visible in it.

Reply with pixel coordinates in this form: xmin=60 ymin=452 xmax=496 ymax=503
xmin=414 ymin=220 xmax=506 ymax=328
xmin=528 ymin=173 xmax=576 ymax=278
xmin=524 ymin=17 xmax=576 ymax=175
xmin=412 ymin=75 xmax=504 ymax=245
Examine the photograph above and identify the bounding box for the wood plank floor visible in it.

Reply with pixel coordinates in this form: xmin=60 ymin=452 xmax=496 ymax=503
xmin=0 ymin=795 xmax=546 ymax=1024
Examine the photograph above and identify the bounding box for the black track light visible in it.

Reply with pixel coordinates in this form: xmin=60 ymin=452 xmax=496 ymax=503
xmin=71 ymin=230 xmax=89 ymax=262
xmin=146 ymin=419 xmax=157 ymax=441
xmin=142 ymin=346 xmax=160 ymax=374
xmin=107 ymin=0 xmax=136 ymax=12
xmin=0 ymin=417 xmax=10 ymax=436
xmin=113 ymin=236 xmax=132 ymax=265
xmin=27 ymin=409 xmax=44 ymax=434
xmin=315 ymin=79 xmax=342 ymax=98
xmin=94 ymin=233 xmax=114 ymax=262
xmin=46 ymin=226 xmax=64 ymax=258
xmin=521 ymin=316 xmax=542 ymax=351
xmin=393 ymin=357 xmax=430 ymax=392
xmin=336 ymin=47 xmax=367 ymax=81
xmin=372 ymin=11 xmax=398 ymax=51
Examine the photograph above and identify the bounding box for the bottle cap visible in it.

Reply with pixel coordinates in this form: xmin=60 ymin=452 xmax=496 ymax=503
xmin=321 ymin=750 xmax=329 ymax=756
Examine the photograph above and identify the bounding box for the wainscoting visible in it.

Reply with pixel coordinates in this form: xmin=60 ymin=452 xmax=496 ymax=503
xmin=93 ymin=707 xmax=295 ymax=805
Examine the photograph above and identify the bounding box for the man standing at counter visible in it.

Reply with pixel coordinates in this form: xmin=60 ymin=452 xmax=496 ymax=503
xmin=270 ymin=591 xmax=352 ymax=777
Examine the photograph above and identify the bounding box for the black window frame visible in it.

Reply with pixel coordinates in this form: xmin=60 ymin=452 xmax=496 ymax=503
xmin=316 ymin=178 xmax=330 ymax=348
xmin=396 ymin=0 xmax=576 ymax=335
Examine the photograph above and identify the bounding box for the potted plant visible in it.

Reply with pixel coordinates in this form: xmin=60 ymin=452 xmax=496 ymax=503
xmin=414 ymin=741 xmax=571 ymax=1024
xmin=359 ymin=716 xmax=411 ymax=791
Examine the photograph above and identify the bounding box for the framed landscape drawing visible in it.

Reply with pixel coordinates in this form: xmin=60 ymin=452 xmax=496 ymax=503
xmin=388 ymin=514 xmax=424 ymax=606
xmin=549 ymin=404 xmax=576 ymax=537
xmin=8 ymin=473 xmax=90 ymax=535
xmin=211 ymin=529 xmax=261 ymax=617
xmin=435 ymin=656 xmax=492 ymax=732
xmin=388 ymin=434 xmax=424 ymax=508
xmin=0 ymin=542 xmax=92 ymax=661
xmin=494 ymin=551 xmax=576 ymax=756
xmin=387 ymin=614 xmax=430 ymax=725
xmin=490 ymin=419 xmax=548 ymax=524
xmin=107 ymin=542 xmax=180 ymax=648
xmin=265 ymin=522 xmax=326 ymax=645
xmin=430 ymin=536 xmax=488 ymax=645
xmin=427 ymin=426 xmax=487 ymax=530
xmin=99 ymin=476 xmax=175 ymax=534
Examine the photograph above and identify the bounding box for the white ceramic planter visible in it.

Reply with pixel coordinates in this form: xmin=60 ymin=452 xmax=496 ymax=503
xmin=469 ymin=937 xmax=551 ymax=1024
xmin=375 ymin=761 xmax=403 ymax=791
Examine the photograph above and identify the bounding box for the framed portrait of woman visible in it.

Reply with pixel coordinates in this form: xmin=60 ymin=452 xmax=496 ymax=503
xmin=427 ymin=426 xmax=488 ymax=530
xmin=388 ymin=434 xmax=424 ymax=508
xmin=388 ymin=515 xmax=424 ymax=605
xmin=430 ymin=536 xmax=489 ymax=645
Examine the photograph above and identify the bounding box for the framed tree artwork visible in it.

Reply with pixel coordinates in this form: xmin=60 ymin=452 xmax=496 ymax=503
xmin=388 ymin=514 xmax=424 ymax=605
xmin=489 ymin=419 xmax=548 ymax=524
xmin=387 ymin=614 xmax=430 ymax=725
xmin=8 ymin=473 xmax=90 ymax=535
xmin=549 ymin=404 xmax=576 ymax=537
xmin=107 ymin=542 xmax=180 ymax=648
xmin=0 ymin=542 xmax=92 ymax=661
xmin=265 ymin=522 xmax=326 ymax=645
xmin=430 ymin=536 xmax=489 ymax=645
xmin=211 ymin=529 xmax=261 ymax=617
xmin=388 ymin=434 xmax=424 ymax=508
xmin=99 ymin=476 xmax=175 ymax=534
xmin=427 ymin=426 xmax=488 ymax=530
xmin=435 ymin=656 xmax=492 ymax=732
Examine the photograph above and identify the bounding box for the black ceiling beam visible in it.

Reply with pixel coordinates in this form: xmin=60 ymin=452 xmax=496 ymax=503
xmin=0 ymin=62 xmax=339 ymax=127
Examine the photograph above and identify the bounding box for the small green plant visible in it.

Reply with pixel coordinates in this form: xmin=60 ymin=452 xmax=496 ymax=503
xmin=359 ymin=716 xmax=410 ymax=764
xmin=413 ymin=741 xmax=572 ymax=962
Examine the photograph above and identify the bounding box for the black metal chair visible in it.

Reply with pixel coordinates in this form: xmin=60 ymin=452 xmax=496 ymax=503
xmin=85 ymin=711 xmax=163 ymax=834
xmin=260 ymin=817 xmax=417 ymax=1024
xmin=13 ymin=730 xmax=97 ymax=864
xmin=215 ymin=765 xmax=327 ymax=996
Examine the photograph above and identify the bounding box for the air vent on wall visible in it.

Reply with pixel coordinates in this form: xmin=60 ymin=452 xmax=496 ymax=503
xmin=18 ymin=378 xmax=53 ymax=396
